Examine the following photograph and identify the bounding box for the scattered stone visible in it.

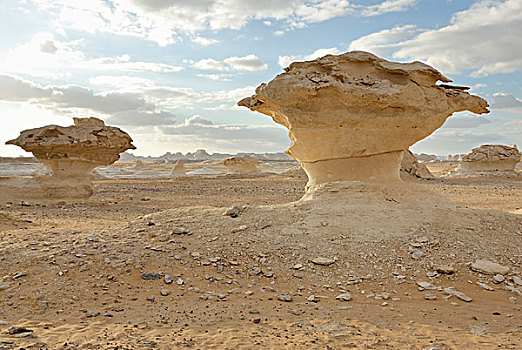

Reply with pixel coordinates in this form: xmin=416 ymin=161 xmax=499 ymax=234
xmin=87 ymin=311 xmax=100 ymax=318
xmin=160 ymin=289 xmax=170 ymax=296
xmin=37 ymin=300 xmax=48 ymax=308
xmin=311 ymin=257 xmax=336 ymax=266
xmin=277 ymin=294 xmax=293 ymax=302
xmin=146 ymin=296 xmax=155 ymax=302
xmin=411 ymin=250 xmax=424 ymax=260
xmin=164 ymin=274 xmax=174 ymax=284
xmin=512 ymin=276 xmax=522 ymax=286
xmin=490 ymin=274 xmax=504 ymax=284
xmin=470 ymin=260 xmax=510 ymax=275
xmin=477 ymin=282 xmax=494 ymax=291
xmin=141 ymin=272 xmax=160 ymax=280
xmin=223 ymin=206 xmax=242 ymax=218
xmin=6 ymin=326 xmax=32 ymax=335
xmin=336 ymin=293 xmax=352 ymax=302
xmin=0 ymin=282 xmax=10 ymax=290
xmin=444 ymin=287 xmax=472 ymax=302
xmin=176 ymin=278 xmax=184 ymax=285
xmin=381 ymin=292 xmax=391 ymax=300
xmin=434 ymin=264 xmax=455 ymax=274
xmin=416 ymin=280 xmax=437 ymax=290
xmin=424 ymin=293 xmax=437 ymax=300
xmin=172 ymin=227 xmax=189 ymax=235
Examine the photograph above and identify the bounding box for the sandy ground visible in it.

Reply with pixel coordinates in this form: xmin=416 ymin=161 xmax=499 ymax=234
xmin=1 ymin=169 xmax=521 ymax=349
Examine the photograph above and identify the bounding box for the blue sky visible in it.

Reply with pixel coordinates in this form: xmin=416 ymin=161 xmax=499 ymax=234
xmin=0 ymin=0 xmax=520 ymax=157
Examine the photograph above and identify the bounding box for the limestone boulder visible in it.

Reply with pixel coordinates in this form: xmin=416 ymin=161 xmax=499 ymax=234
xmin=223 ymin=155 xmax=259 ymax=174
xmin=453 ymin=144 xmax=521 ymax=176
xmin=400 ymin=150 xmax=433 ymax=180
xmin=239 ymin=51 xmax=488 ymax=190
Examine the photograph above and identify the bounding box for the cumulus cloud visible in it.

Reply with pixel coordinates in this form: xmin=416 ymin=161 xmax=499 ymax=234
xmin=191 ymin=36 xmax=220 ymax=46
xmin=442 ymin=114 xmax=491 ymax=129
xmin=0 ymin=33 xmax=183 ymax=78
xmin=195 ymin=73 xmax=234 ymax=81
xmin=278 ymin=47 xmax=341 ymax=67
xmin=0 ymin=74 xmax=176 ymax=126
xmin=491 ymin=93 xmax=522 ymax=111
xmin=29 ymin=0 xmax=418 ymax=46
xmin=193 ymin=55 xmax=267 ymax=71
xmin=348 ymin=0 xmax=522 ymax=76
xmin=185 ymin=115 xmax=214 ymax=125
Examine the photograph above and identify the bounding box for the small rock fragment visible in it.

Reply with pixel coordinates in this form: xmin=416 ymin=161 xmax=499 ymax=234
xmin=311 ymin=257 xmax=336 ymax=266
xmin=141 ymin=272 xmax=160 ymax=280
xmin=277 ymin=294 xmax=293 ymax=302
xmin=434 ymin=264 xmax=455 ymax=274
xmin=470 ymin=260 xmax=509 ymax=275
xmin=444 ymin=287 xmax=472 ymax=302
xmin=336 ymin=293 xmax=351 ymax=302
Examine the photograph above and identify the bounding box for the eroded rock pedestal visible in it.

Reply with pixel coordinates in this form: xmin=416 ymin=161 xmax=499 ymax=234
xmin=223 ymin=155 xmax=259 ymax=174
xmin=3 ymin=117 xmax=135 ymax=200
xmin=170 ymin=160 xmax=187 ymax=177
xmin=239 ymin=51 xmax=488 ymax=192
xmin=452 ymin=144 xmax=521 ymax=177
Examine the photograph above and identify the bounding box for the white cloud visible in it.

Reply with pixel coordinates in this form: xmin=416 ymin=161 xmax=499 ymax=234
xmin=491 ymin=93 xmax=522 ymax=111
xmin=0 ymin=33 xmax=183 ymax=78
xmin=185 ymin=115 xmax=214 ymax=126
xmin=195 ymin=73 xmax=233 ymax=81
xmin=348 ymin=24 xmax=420 ymax=57
xmin=278 ymin=47 xmax=341 ymax=67
xmin=223 ymin=55 xmax=267 ymax=71
xmin=194 ymin=55 xmax=267 ymax=71
xmin=359 ymin=0 xmax=419 ymax=17
xmin=191 ymin=36 xmax=220 ymax=46
xmin=28 ymin=0 xmax=418 ymax=46
xmin=349 ymin=0 xmax=522 ymax=76
xmin=442 ymin=114 xmax=491 ymax=129
xmin=89 ymin=75 xmax=155 ymax=89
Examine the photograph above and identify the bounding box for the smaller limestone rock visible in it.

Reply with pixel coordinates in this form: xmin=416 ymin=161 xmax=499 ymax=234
xmin=492 ymin=274 xmax=505 ymax=284
xmin=336 ymin=293 xmax=351 ymax=302
xmin=311 ymin=257 xmax=336 ymax=266
xmin=424 ymin=293 xmax=437 ymax=300
xmin=160 ymin=289 xmax=170 ymax=296
xmin=444 ymin=287 xmax=472 ymax=302
xmin=164 ymin=274 xmax=174 ymax=284
xmin=434 ymin=264 xmax=455 ymax=274
xmin=470 ymin=260 xmax=510 ymax=275
xmin=141 ymin=272 xmax=160 ymax=280
xmin=417 ymin=280 xmax=437 ymax=290
xmin=277 ymin=294 xmax=293 ymax=302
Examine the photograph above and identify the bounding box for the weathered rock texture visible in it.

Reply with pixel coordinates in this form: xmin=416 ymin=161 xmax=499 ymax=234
xmin=400 ymin=150 xmax=433 ymax=180
xmin=223 ymin=155 xmax=259 ymax=174
xmin=5 ymin=117 xmax=135 ymax=198
xmin=453 ymin=144 xmax=521 ymax=177
xmin=238 ymin=51 xmax=489 ymax=190
xmin=170 ymin=160 xmax=186 ymax=177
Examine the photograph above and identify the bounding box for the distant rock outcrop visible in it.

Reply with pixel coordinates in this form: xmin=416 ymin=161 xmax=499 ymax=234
xmin=452 ymin=144 xmax=521 ymax=177
xmin=4 ymin=117 xmax=135 ymax=199
xmin=170 ymin=160 xmax=186 ymax=177
xmin=239 ymin=51 xmax=489 ymax=192
xmin=223 ymin=155 xmax=259 ymax=174
xmin=401 ymin=150 xmax=433 ymax=180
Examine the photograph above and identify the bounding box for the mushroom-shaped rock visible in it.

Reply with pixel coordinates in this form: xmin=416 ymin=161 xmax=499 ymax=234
xmin=400 ymin=150 xmax=433 ymax=180
xmin=223 ymin=155 xmax=259 ymax=174
xmin=238 ymin=51 xmax=489 ymax=191
xmin=170 ymin=160 xmax=186 ymax=177
xmin=7 ymin=117 xmax=135 ymax=180
xmin=5 ymin=117 xmax=134 ymax=199
xmin=454 ymin=144 xmax=521 ymax=176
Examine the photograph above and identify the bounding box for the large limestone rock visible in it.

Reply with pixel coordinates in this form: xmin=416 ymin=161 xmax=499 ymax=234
xmin=4 ymin=117 xmax=135 ymax=199
xmin=400 ymin=150 xmax=433 ymax=180
xmin=223 ymin=155 xmax=259 ymax=174
xmin=451 ymin=144 xmax=521 ymax=177
xmin=170 ymin=160 xmax=186 ymax=177
xmin=239 ymin=51 xmax=488 ymax=191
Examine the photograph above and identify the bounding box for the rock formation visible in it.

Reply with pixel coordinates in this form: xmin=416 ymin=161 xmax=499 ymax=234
xmin=223 ymin=155 xmax=259 ymax=174
xmin=415 ymin=153 xmax=437 ymax=162
xmin=131 ymin=160 xmax=146 ymax=169
xmin=452 ymin=144 xmax=521 ymax=177
xmin=239 ymin=51 xmax=488 ymax=191
xmin=170 ymin=160 xmax=186 ymax=177
xmin=187 ymin=167 xmax=222 ymax=175
xmin=400 ymin=150 xmax=433 ymax=180
xmin=4 ymin=117 xmax=135 ymax=199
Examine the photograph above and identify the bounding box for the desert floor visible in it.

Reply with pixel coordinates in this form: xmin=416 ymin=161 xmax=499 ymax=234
xmin=1 ymin=167 xmax=521 ymax=349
